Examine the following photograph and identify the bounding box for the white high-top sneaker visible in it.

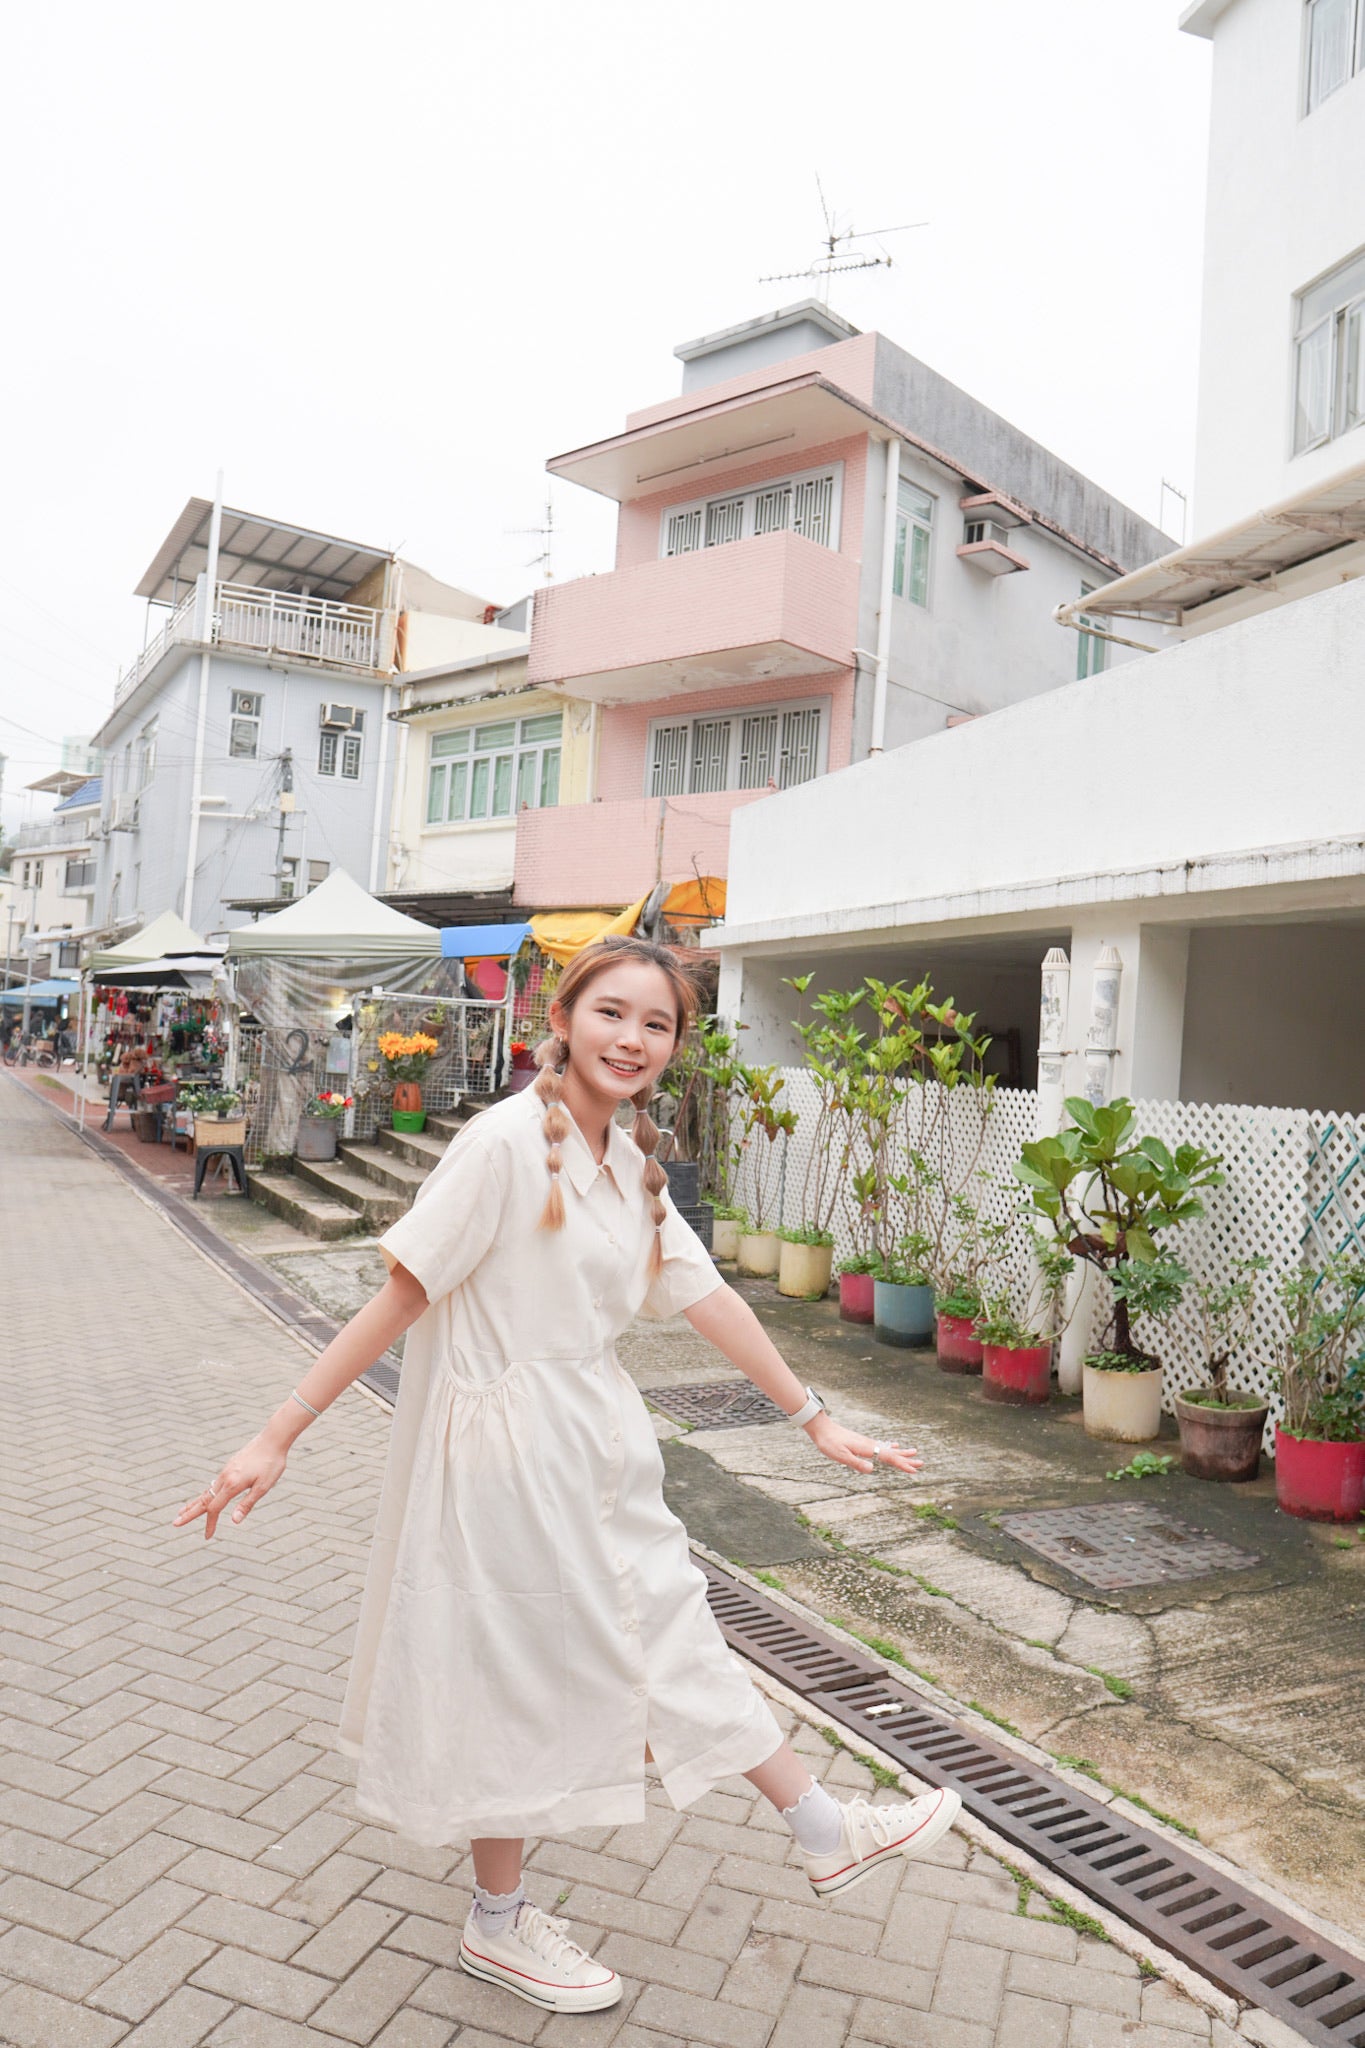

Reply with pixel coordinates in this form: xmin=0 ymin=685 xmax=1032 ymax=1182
xmin=458 ymin=1898 xmax=622 ymax=2013
xmin=802 ymin=1785 xmax=962 ymax=1899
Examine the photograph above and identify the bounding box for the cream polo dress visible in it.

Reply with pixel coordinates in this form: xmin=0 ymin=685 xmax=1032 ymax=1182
xmin=337 ymin=1085 xmax=783 ymax=1848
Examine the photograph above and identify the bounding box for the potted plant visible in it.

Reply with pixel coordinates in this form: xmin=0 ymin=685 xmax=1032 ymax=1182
xmin=873 ymin=1232 xmax=936 ymax=1348
xmin=188 ymin=1086 xmax=247 ymax=1150
xmin=935 ymin=1192 xmax=1011 ymax=1374
xmin=296 ymin=1089 xmax=353 ymax=1163
xmin=1272 ymin=1255 xmax=1365 ymax=1521
xmin=733 ymin=1063 xmax=796 ymax=1277
xmin=506 ymin=1038 xmax=537 ymax=1092
xmin=709 ymin=1203 xmax=747 ymax=1264
xmin=777 ymin=1226 xmax=835 ymax=1299
xmin=975 ymin=1238 xmax=1074 ymax=1403
xmin=1015 ymin=1096 xmax=1223 ymax=1443
xmin=1174 ymin=1256 xmax=1272 ymax=1481
xmin=378 ymin=1030 xmax=440 ymax=1132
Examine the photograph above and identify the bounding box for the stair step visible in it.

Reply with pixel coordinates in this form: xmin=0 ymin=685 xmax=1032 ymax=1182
xmin=378 ymin=1125 xmax=449 ymax=1171
xmin=247 ymin=1171 xmax=362 ymax=1241
xmin=292 ymin=1156 xmax=408 ymax=1228
xmin=338 ymin=1141 xmax=432 ymax=1198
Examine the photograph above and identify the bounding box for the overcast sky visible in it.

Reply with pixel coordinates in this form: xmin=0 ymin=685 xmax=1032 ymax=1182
xmin=0 ymin=0 xmax=1210 ymax=832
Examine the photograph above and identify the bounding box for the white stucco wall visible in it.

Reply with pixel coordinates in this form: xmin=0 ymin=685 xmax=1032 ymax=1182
xmin=1181 ymin=921 xmax=1365 ymax=1112
xmin=721 ymin=574 xmax=1365 ymax=948
xmin=1190 ymin=0 xmax=1365 ymax=528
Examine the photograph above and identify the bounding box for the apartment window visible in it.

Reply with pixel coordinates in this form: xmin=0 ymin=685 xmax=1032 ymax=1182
xmin=893 ymin=481 xmax=933 ymax=606
xmin=1076 ymin=586 xmax=1108 ymax=680
xmin=661 ymin=464 xmax=841 ymax=558
xmin=229 ymin=691 xmax=262 ymax=759
xmin=308 ymin=859 xmax=329 ymax=888
xmin=426 ymin=713 xmax=562 ymax=825
xmin=279 ymin=857 xmax=299 ymax=901
xmin=64 ymin=858 xmax=96 ymax=890
xmin=32 ymin=860 xmax=43 ymax=888
xmin=318 ymin=711 xmax=365 ymax=778
xmin=646 ymin=700 xmax=826 ymax=798
xmin=1293 ymin=246 xmax=1365 ymax=451
xmin=20 ymin=862 xmax=29 ymax=886
xmin=58 ymin=940 xmax=80 ymax=970
xmin=1305 ymin=0 xmax=1362 ymax=111
xmin=137 ymin=716 xmax=157 ymax=787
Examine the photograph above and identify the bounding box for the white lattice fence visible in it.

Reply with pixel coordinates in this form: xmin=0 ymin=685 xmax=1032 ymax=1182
xmin=1304 ymin=1111 xmax=1365 ymax=1264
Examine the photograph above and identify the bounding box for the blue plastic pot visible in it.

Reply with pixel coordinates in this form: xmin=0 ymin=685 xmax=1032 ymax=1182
xmin=873 ymin=1279 xmax=936 ymax=1349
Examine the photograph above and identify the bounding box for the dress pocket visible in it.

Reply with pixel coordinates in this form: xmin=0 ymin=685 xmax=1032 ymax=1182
xmin=441 ymin=1346 xmax=524 ymax=1398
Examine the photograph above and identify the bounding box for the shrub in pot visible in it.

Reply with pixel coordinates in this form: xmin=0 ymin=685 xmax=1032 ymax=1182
xmin=733 ymin=1063 xmax=795 ymax=1279
xmin=777 ymin=1226 xmax=834 ymax=1299
xmin=935 ymin=1283 xmax=984 ymax=1374
xmin=1015 ymin=1096 xmax=1223 ymax=1444
xmin=874 ymin=1234 xmax=936 ymax=1349
xmin=708 ymin=1204 xmax=746 ymax=1264
xmin=1272 ymin=1255 xmax=1365 ymax=1521
xmin=1175 ymin=1256 xmax=1271 ymax=1481
xmin=974 ymin=1237 xmax=1073 ymax=1403
xmin=838 ymin=1251 xmax=881 ymax=1324
xmin=185 ymin=1086 xmax=247 ymax=1150
xmin=379 ymin=1030 xmax=440 ymax=1132
xmin=296 ymin=1089 xmax=352 ymax=1164
xmin=934 ymin=1194 xmax=1011 ymax=1374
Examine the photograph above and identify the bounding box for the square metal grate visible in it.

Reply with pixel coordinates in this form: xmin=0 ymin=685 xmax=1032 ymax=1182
xmin=997 ymin=1501 xmax=1262 ymax=1590
xmin=647 ymin=1380 xmax=790 ymax=1431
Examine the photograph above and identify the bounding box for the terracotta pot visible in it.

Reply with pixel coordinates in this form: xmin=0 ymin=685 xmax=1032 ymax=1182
xmin=737 ymin=1230 xmax=781 ymax=1277
xmin=983 ymin=1341 xmax=1052 ymax=1405
xmin=839 ymin=1271 xmax=876 ymax=1323
xmin=711 ymin=1216 xmax=742 ymax=1262
xmin=937 ymin=1312 xmax=984 ymax=1376
xmin=778 ymin=1240 xmax=833 ymax=1299
xmin=393 ymin=1080 xmax=423 ymax=1116
xmin=296 ymin=1117 xmax=339 ymax=1163
xmin=1175 ymin=1393 xmax=1269 ymax=1482
xmin=1274 ymin=1425 xmax=1365 ymax=1521
xmin=873 ymin=1279 xmax=935 ymax=1349
xmin=1083 ymin=1361 xmax=1163 ymax=1442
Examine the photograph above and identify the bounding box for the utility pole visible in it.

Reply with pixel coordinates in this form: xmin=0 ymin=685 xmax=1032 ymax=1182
xmin=275 ymin=750 xmax=294 ymax=898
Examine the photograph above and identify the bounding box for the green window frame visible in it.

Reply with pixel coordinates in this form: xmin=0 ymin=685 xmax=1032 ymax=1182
xmin=892 ymin=480 xmax=933 ymax=607
xmin=1076 ymin=586 xmax=1107 ymax=680
xmin=426 ymin=712 xmax=562 ymax=825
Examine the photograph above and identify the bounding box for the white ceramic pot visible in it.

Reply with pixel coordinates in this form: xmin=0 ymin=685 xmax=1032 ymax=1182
xmin=778 ymin=1240 xmax=834 ymax=1299
xmin=1083 ymin=1361 xmax=1164 ymax=1442
xmin=711 ymin=1217 xmax=742 ymax=1263
xmin=737 ymin=1230 xmax=781 ymax=1277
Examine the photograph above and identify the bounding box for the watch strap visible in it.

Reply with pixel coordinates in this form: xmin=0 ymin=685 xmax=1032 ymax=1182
xmin=787 ymin=1386 xmax=824 ymax=1428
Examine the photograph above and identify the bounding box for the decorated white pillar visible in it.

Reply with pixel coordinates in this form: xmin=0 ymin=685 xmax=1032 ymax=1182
xmin=1082 ymin=942 xmax=1123 ymax=1107
xmin=1035 ymin=945 xmax=1071 ymax=1139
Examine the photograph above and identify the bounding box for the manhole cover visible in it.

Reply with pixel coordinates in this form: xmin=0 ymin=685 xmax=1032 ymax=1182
xmin=997 ymin=1502 xmax=1262 ymax=1589
xmin=648 ymin=1381 xmax=789 ymax=1430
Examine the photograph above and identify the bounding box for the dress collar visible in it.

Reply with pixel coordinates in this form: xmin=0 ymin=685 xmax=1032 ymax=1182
xmin=555 ymin=1099 xmax=642 ymax=1198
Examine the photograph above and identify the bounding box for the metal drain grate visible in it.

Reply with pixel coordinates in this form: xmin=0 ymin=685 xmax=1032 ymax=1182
xmin=998 ymin=1502 xmax=1262 ymax=1590
xmin=648 ymin=1381 xmax=789 ymax=1430
xmin=700 ymin=1559 xmax=1365 ymax=2045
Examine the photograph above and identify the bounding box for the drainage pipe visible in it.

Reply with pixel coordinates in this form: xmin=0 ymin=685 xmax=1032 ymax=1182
xmin=869 ymin=437 xmax=901 ymax=755
xmin=181 ymin=474 xmax=223 ymax=924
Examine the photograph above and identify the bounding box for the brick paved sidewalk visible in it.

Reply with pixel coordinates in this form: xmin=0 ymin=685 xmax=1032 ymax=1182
xmin=0 ymin=1077 xmax=1246 ymax=2047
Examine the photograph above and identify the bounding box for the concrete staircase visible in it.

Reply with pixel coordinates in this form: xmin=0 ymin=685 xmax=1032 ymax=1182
xmin=249 ymin=1100 xmax=491 ymax=1240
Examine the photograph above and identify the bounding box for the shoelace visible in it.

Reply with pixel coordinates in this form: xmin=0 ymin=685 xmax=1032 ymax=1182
xmin=515 ymin=1903 xmax=593 ymax=1971
xmin=846 ymin=1793 xmax=915 ymax=1850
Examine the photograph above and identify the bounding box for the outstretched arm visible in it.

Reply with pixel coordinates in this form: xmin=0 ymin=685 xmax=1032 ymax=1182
xmin=683 ymin=1284 xmax=923 ymax=1477
xmin=174 ymin=1261 xmax=431 ymax=1539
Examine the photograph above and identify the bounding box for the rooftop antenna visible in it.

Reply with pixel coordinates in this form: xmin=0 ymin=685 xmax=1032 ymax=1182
xmin=507 ymin=497 xmax=555 ymax=581
xmin=1159 ymin=478 xmax=1188 ymax=545
xmin=760 ymin=175 xmax=928 ymax=305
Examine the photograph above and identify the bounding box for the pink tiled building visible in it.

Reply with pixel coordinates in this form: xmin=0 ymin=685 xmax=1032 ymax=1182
xmin=515 ymin=303 xmax=1172 ymax=912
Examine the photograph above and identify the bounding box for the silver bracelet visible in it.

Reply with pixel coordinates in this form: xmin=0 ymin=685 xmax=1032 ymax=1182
xmin=290 ymin=1389 xmax=321 ymax=1418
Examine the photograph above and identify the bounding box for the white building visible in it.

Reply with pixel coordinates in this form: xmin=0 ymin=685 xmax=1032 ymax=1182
xmin=7 ymin=771 xmax=101 ymax=979
xmin=88 ymin=498 xmax=503 ymax=945
xmin=716 ymin=2 xmax=1365 ymax=1117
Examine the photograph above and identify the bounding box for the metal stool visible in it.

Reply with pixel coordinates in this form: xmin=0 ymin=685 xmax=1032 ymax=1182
xmin=193 ymin=1144 xmax=247 ymax=1197
xmin=104 ymin=1074 xmax=141 ymax=1130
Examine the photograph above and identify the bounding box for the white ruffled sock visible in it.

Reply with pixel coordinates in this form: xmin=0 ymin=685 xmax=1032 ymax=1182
xmin=780 ymin=1780 xmax=844 ymax=1856
xmin=471 ymin=1881 xmax=527 ymax=1936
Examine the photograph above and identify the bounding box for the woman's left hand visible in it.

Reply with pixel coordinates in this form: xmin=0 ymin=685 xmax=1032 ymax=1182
xmin=806 ymin=1415 xmax=923 ymax=1477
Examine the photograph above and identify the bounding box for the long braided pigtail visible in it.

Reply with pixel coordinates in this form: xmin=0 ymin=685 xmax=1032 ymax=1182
xmin=632 ymin=1081 xmax=669 ymax=1280
xmin=532 ymin=1035 xmax=570 ymax=1231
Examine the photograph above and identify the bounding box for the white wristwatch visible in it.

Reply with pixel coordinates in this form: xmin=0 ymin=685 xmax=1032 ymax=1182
xmin=787 ymin=1385 xmax=825 ymax=1428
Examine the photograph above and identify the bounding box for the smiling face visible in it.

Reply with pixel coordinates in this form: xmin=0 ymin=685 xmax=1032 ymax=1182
xmin=549 ymin=958 xmax=681 ymax=1111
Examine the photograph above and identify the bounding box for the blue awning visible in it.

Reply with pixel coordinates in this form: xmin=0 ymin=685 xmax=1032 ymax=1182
xmin=440 ymin=922 xmax=531 ymax=959
xmin=1 ymin=977 xmax=81 ymax=1006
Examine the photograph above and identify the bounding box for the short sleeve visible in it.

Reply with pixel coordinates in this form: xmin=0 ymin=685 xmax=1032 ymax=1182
xmin=638 ymin=1190 xmax=726 ymax=1321
xmin=377 ymin=1129 xmax=502 ymax=1305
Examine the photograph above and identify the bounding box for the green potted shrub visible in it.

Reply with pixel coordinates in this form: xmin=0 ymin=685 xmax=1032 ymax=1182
xmin=975 ymin=1237 xmax=1074 ymax=1404
xmin=709 ymin=1203 xmax=748 ymax=1264
xmin=1272 ymin=1255 xmax=1365 ymax=1521
xmin=733 ymin=1063 xmax=796 ymax=1277
xmin=935 ymin=1191 xmax=1011 ymax=1375
xmin=1174 ymin=1256 xmax=1272 ymax=1482
xmin=1015 ymin=1096 xmax=1223 ymax=1443
xmin=873 ymin=1231 xmax=935 ymax=1347
xmin=296 ymin=1089 xmax=353 ymax=1164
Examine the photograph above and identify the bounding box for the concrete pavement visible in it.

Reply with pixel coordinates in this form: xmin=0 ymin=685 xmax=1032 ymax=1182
xmin=0 ymin=1074 xmax=1280 ymax=2046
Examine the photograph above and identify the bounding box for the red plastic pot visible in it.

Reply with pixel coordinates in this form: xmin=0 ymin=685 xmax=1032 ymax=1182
xmin=936 ymin=1312 xmax=983 ymax=1376
xmin=839 ymin=1271 xmax=875 ymax=1324
xmin=1274 ymin=1425 xmax=1365 ymax=1522
xmin=983 ymin=1342 xmax=1052 ymax=1406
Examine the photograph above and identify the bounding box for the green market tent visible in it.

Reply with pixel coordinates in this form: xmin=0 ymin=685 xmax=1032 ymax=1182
xmin=87 ymin=910 xmax=212 ymax=978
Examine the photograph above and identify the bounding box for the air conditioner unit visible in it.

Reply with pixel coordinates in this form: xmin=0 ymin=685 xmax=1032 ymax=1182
xmin=319 ymin=703 xmax=360 ymax=730
xmin=110 ymin=794 xmax=140 ymax=831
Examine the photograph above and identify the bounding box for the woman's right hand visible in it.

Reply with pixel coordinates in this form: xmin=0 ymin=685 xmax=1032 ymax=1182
xmin=172 ymin=1431 xmax=288 ymax=1540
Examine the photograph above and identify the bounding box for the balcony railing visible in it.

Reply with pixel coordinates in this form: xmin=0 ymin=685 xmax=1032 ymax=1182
xmin=115 ymin=581 xmax=391 ymax=703
xmin=14 ymin=813 xmax=98 ymax=852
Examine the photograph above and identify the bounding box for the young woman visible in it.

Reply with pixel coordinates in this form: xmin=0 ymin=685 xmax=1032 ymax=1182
xmin=175 ymin=936 xmax=959 ymax=2017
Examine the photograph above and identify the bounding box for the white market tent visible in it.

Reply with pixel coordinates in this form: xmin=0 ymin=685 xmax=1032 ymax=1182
xmin=87 ymin=910 xmax=213 ymax=977
xmin=227 ymin=869 xmax=440 ymax=962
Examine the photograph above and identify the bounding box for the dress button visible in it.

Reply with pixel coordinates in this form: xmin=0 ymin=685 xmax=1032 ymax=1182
xmin=593 ymin=1296 xmax=603 ymax=1309
xmin=602 ymin=1493 xmax=615 ymax=1509
xmin=610 ymin=1429 xmax=621 ymax=1443
xmin=633 ymin=1684 xmax=647 ymax=1697
xmin=624 ymin=1618 xmax=638 ymax=1632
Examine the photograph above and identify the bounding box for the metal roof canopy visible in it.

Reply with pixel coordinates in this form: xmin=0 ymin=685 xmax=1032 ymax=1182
xmin=1055 ymin=458 xmax=1365 ymax=627
xmin=135 ymin=499 xmax=394 ymax=607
